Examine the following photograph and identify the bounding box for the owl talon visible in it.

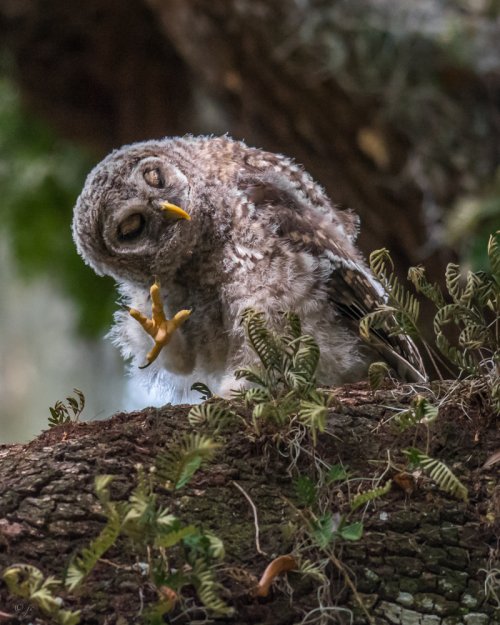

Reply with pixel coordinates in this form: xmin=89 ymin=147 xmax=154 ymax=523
xmin=129 ymin=281 xmax=191 ymax=367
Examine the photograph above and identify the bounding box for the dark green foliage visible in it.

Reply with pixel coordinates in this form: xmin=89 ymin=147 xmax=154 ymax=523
xmin=48 ymin=389 xmax=85 ymax=427
xmin=294 ymin=475 xmax=317 ymax=507
xmin=0 ymin=78 xmax=115 ymax=336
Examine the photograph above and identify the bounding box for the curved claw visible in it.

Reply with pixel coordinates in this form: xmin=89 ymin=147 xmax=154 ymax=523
xmin=129 ymin=281 xmax=191 ymax=368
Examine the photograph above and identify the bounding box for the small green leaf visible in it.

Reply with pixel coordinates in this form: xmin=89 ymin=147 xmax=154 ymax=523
xmin=311 ymin=514 xmax=338 ymax=548
xmin=351 ymin=480 xmax=392 ymax=511
xmin=326 ymin=464 xmax=349 ymax=483
xmin=339 ymin=521 xmax=364 ymax=542
xmin=294 ymin=475 xmax=317 ymax=507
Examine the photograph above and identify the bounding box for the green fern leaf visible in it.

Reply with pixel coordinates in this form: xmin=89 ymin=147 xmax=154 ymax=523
xmin=66 ymin=507 xmax=122 ymax=590
xmin=458 ymin=324 xmax=487 ymax=350
xmin=404 ymin=448 xmax=468 ymax=502
xmin=234 ymin=366 xmax=268 ymax=388
xmin=242 ymin=309 xmax=281 ymax=370
xmin=156 ymin=434 xmax=219 ymax=490
xmin=297 ymin=395 xmax=328 ymax=445
xmin=154 ymin=525 xmax=198 ymax=548
xmin=192 ymin=558 xmax=233 ymax=616
xmin=369 ymin=248 xmax=393 ymax=282
xmin=204 ymin=532 xmax=226 ymax=560
xmin=297 ymin=559 xmax=327 ymax=583
xmin=488 ymin=231 xmax=500 ymax=284
xmin=350 ymin=480 xmax=392 ymax=511
xmin=368 ymin=361 xmax=390 ymax=390
xmin=290 ymin=335 xmax=320 ymax=383
xmin=408 ymin=265 xmax=445 ymax=307
xmin=445 ymin=263 xmax=462 ymax=302
xmin=283 ymin=311 xmax=303 ymax=340
xmin=413 ymin=396 xmax=439 ymax=423
xmin=187 ymin=402 xmax=236 ymax=430
xmin=240 ymin=386 xmax=271 ymax=405
xmin=339 ymin=521 xmax=364 ymax=541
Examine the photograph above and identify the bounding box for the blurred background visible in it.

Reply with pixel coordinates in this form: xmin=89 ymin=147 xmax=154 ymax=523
xmin=0 ymin=0 xmax=499 ymax=443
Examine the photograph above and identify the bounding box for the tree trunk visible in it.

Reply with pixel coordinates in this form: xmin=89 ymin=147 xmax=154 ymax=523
xmin=1 ymin=383 xmax=498 ymax=624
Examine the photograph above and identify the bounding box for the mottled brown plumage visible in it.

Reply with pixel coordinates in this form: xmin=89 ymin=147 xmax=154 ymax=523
xmin=72 ymin=135 xmax=426 ymax=402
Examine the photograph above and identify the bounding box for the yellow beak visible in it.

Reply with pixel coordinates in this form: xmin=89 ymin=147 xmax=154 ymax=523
xmin=160 ymin=201 xmax=191 ymax=221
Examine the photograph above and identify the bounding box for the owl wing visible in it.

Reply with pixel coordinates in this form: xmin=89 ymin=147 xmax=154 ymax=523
xmin=238 ymin=172 xmax=427 ymax=383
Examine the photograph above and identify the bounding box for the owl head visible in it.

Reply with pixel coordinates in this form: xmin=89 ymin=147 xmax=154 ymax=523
xmin=72 ymin=138 xmax=206 ymax=285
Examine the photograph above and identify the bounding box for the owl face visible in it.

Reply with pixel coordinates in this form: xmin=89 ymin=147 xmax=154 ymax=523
xmin=73 ymin=141 xmax=195 ymax=285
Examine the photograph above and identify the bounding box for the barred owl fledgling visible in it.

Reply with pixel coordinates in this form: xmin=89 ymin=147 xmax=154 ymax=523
xmin=72 ymin=135 xmax=426 ymax=402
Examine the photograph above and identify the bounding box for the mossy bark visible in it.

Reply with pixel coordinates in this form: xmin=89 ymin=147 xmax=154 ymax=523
xmin=0 ymin=383 xmax=498 ymax=624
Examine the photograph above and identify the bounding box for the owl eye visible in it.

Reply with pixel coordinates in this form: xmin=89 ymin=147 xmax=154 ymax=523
xmin=117 ymin=213 xmax=145 ymax=241
xmin=144 ymin=168 xmax=164 ymax=188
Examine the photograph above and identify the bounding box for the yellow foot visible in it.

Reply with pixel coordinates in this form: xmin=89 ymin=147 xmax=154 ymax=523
xmin=129 ymin=281 xmax=191 ymax=369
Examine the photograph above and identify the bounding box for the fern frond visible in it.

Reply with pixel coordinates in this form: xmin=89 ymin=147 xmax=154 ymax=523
xmin=234 ymin=366 xmax=268 ymax=388
xmin=191 ymin=558 xmax=232 ymax=616
xmin=404 ymin=448 xmax=468 ymax=502
xmin=359 ymin=306 xmax=397 ymax=340
xmin=242 ymin=309 xmax=281 ymax=370
xmin=283 ymin=311 xmax=303 ymax=340
xmin=290 ymin=335 xmax=320 ymax=385
xmin=297 ymin=392 xmax=328 ymax=445
xmin=408 ymin=265 xmax=445 ymax=308
xmin=488 ymin=231 xmax=500 ymax=283
xmin=413 ymin=396 xmax=439 ymax=423
xmin=368 ymin=361 xmax=390 ymax=390
xmin=458 ymin=324 xmax=487 ymax=350
xmin=460 ymin=271 xmax=484 ymax=305
xmin=156 ymin=433 xmax=219 ymax=490
xmin=350 ymin=480 xmax=392 ymax=511
xmin=369 ymin=248 xmax=393 ymax=282
xmin=154 ymin=525 xmax=198 ymax=549
xmin=433 ymin=304 xmax=478 ymax=373
xmin=66 ymin=506 xmax=122 ymax=590
xmin=187 ymin=402 xmax=237 ymax=431
xmin=445 ymin=263 xmax=462 ymax=302
xmin=239 ymin=386 xmax=272 ymax=406
xmin=204 ymin=532 xmax=226 ymax=560
xmin=190 ymin=382 xmax=213 ymax=400
xmin=297 ymin=559 xmax=327 ymax=583
xmin=3 ymin=565 xmax=81 ymax=625
xmin=48 ymin=389 xmax=85 ymax=428
xmin=369 ymin=248 xmax=420 ymax=333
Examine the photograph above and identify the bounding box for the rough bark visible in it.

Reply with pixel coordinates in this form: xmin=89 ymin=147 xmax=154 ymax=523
xmin=1 ymin=0 xmax=499 ymax=282
xmin=0 ymin=383 xmax=499 ymax=624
